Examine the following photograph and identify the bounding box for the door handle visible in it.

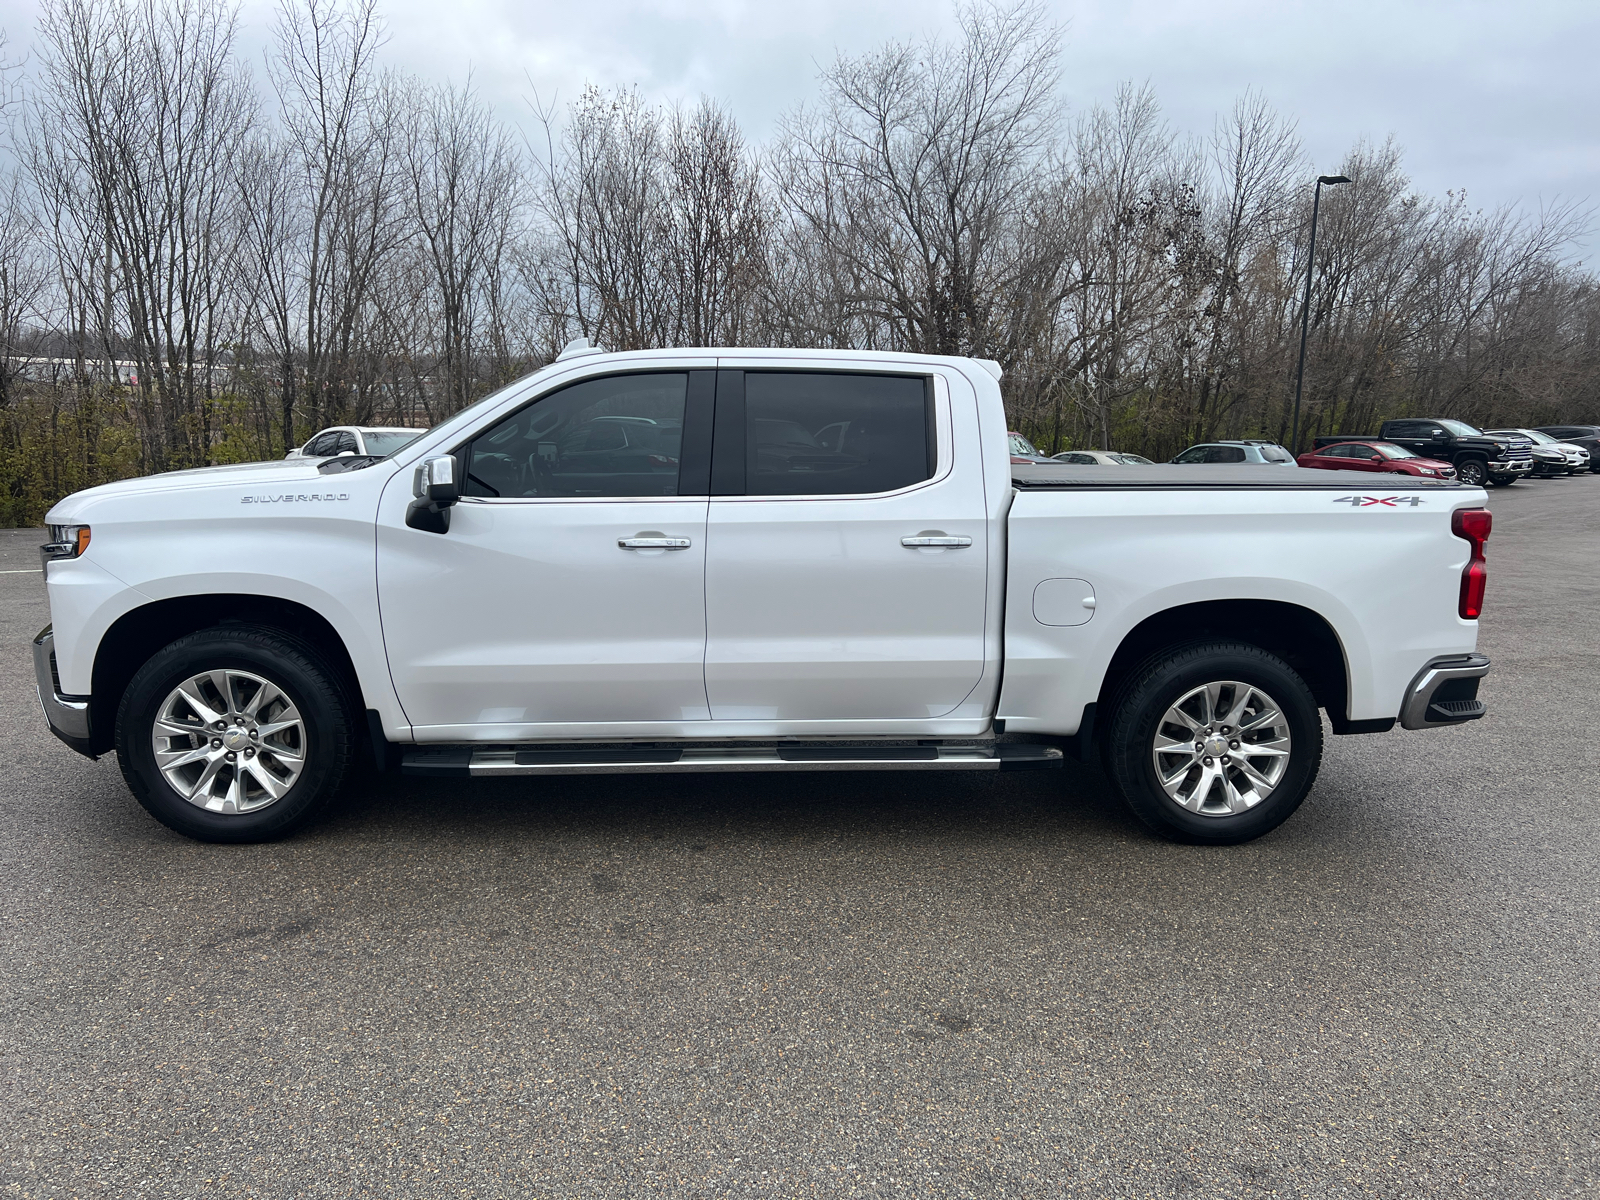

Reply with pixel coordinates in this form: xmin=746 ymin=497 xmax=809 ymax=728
xmin=901 ymin=534 xmax=973 ymax=548
xmin=619 ymin=536 xmax=692 ymax=550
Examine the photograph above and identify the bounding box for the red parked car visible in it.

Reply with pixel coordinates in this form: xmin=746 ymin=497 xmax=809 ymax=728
xmin=1297 ymin=441 xmax=1457 ymax=479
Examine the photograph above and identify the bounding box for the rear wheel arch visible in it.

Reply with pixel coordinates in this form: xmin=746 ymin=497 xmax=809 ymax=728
xmin=89 ymin=595 xmax=364 ymax=755
xmin=1096 ymin=599 xmax=1350 ymax=727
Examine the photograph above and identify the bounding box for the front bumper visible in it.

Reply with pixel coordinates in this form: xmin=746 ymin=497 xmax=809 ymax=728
xmin=1400 ymin=653 xmax=1490 ymax=730
xmin=33 ymin=626 xmax=95 ymax=756
xmin=1487 ymin=459 xmax=1532 ymax=476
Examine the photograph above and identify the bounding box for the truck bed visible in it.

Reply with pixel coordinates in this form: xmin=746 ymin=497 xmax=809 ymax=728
xmin=1012 ymin=464 xmax=1472 ymax=490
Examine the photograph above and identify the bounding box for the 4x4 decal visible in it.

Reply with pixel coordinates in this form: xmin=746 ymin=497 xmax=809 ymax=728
xmin=1333 ymin=495 xmax=1425 ymax=507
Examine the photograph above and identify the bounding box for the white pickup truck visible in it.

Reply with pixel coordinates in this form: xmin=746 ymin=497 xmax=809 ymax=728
xmin=34 ymin=346 xmax=1494 ymax=846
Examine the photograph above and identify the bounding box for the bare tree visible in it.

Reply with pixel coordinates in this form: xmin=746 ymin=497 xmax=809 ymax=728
xmin=661 ymin=100 xmax=770 ymax=347
xmin=773 ymin=0 xmax=1062 ymax=357
xmin=0 ymin=174 xmax=51 ymax=412
xmin=29 ymin=0 xmax=259 ymax=471
xmin=531 ymin=86 xmax=671 ymax=350
xmin=269 ymin=0 xmax=401 ymax=436
xmin=399 ymin=76 xmax=522 ymax=414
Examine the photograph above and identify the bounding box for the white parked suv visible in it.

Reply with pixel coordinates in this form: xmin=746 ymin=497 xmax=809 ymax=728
xmin=35 ymin=344 xmax=1493 ymax=846
xmin=1050 ymin=449 xmax=1155 ymax=465
xmin=1171 ymin=440 xmax=1298 ymax=465
xmin=286 ymin=426 xmax=425 ymax=459
xmin=1483 ymin=428 xmax=1590 ymax=475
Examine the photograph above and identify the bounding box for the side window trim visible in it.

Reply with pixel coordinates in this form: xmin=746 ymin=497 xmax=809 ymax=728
xmin=709 ymin=370 xmax=745 ymax=496
xmin=678 ymin=370 xmax=716 ymax=495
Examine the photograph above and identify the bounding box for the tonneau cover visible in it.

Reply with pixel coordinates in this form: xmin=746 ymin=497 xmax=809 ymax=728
xmin=1012 ymin=464 xmax=1470 ymax=490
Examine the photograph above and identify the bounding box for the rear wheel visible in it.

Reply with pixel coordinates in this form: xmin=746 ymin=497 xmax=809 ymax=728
xmin=1454 ymin=458 xmax=1487 ymax=486
xmin=115 ymin=627 xmax=352 ymax=843
xmin=1104 ymin=642 xmax=1323 ymax=845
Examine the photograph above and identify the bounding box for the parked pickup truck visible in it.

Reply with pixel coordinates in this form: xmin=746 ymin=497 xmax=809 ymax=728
xmin=1315 ymin=419 xmax=1533 ymax=487
xmin=35 ymin=347 xmax=1494 ymax=847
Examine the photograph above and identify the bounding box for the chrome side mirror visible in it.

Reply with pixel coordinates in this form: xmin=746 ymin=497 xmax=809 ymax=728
xmin=406 ymin=455 xmax=460 ymax=534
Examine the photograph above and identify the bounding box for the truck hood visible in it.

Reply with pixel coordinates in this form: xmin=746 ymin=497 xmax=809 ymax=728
xmin=45 ymin=458 xmax=370 ymax=521
xmin=1476 ymin=435 xmax=1528 ymax=447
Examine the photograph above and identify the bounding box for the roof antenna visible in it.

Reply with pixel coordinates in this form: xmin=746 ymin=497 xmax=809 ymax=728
xmin=557 ymin=337 xmax=607 ymax=361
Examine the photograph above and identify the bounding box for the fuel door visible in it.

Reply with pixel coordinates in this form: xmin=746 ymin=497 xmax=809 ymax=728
xmin=1032 ymin=578 xmax=1097 ymax=627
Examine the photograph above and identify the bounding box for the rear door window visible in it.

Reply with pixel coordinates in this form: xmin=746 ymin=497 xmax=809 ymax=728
xmin=743 ymin=372 xmax=932 ymax=496
xmin=1204 ymin=446 xmax=1247 ymax=463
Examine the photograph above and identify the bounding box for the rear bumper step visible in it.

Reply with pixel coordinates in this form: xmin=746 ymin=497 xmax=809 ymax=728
xmin=1400 ymin=653 xmax=1491 ymax=730
xmin=402 ymin=742 xmax=1063 ymax=778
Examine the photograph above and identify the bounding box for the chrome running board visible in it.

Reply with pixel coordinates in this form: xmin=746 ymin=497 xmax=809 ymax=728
xmin=401 ymin=743 xmax=1063 ymax=778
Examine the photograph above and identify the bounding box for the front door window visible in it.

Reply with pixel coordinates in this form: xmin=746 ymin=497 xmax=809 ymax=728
xmin=464 ymin=373 xmax=688 ymax=498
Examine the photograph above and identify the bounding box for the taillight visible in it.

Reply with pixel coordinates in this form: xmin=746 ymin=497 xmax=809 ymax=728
xmin=1452 ymin=507 xmax=1491 ymax=619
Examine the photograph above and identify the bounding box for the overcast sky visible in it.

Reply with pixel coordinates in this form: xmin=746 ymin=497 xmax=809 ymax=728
xmin=5 ymin=0 xmax=1598 ymax=254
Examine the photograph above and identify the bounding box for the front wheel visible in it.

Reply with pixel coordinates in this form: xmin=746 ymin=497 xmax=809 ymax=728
xmin=115 ymin=626 xmax=353 ymax=843
xmin=1104 ymin=642 xmax=1324 ymax=845
xmin=1455 ymin=459 xmax=1487 ymax=486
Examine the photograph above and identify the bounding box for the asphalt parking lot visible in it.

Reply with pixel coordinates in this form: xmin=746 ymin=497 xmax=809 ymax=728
xmin=2 ymin=476 xmax=1597 ymax=1200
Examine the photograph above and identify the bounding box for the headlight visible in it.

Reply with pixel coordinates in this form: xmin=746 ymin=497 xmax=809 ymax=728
xmin=42 ymin=524 xmax=91 ymax=567
xmin=1420 ymin=467 xmax=1438 ymax=475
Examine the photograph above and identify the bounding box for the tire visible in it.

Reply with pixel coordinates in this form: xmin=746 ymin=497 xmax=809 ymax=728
xmin=1103 ymin=641 xmax=1323 ymax=845
xmin=1454 ymin=458 xmax=1487 ymax=486
xmin=115 ymin=626 xmax=353 ymax=843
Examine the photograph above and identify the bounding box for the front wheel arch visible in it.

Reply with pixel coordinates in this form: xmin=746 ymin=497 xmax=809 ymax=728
xmin=89 ymin=594 xmax=365 ymax=756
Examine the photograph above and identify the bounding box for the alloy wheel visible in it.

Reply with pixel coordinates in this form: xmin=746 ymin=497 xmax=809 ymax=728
xmin=151 ymin=669 xmax=307 ymax=813
xmin=1150 ymin=680 xmax=1292 ymax=816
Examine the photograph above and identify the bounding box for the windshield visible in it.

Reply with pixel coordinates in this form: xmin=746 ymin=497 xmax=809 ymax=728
xmin=1008 ymin=432 xmax=1042 ymax=457
xmin=1113 ymin=453 xmax=1153 ymax=465
xmin=1374 ymin=443 xmax=1418 ymax=460
xmin=363 ymin=431 xmax=425 ymax=456
xmin=1258 ymin=445 xmax=1294 ymax=462
xmin=1520 ymin=429 xmax=1558 ymax=445
xmin=1438 ymin=418 xmax=1481 ymax=437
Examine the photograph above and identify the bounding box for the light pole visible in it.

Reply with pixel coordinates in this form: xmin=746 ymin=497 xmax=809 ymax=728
xmin=1290 ymin=174 xmax=1351 ymax=455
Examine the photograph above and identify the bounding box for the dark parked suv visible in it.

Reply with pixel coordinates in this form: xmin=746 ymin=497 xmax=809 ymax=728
xmin=1534 ymin=425 xmax=1600 ymax=473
